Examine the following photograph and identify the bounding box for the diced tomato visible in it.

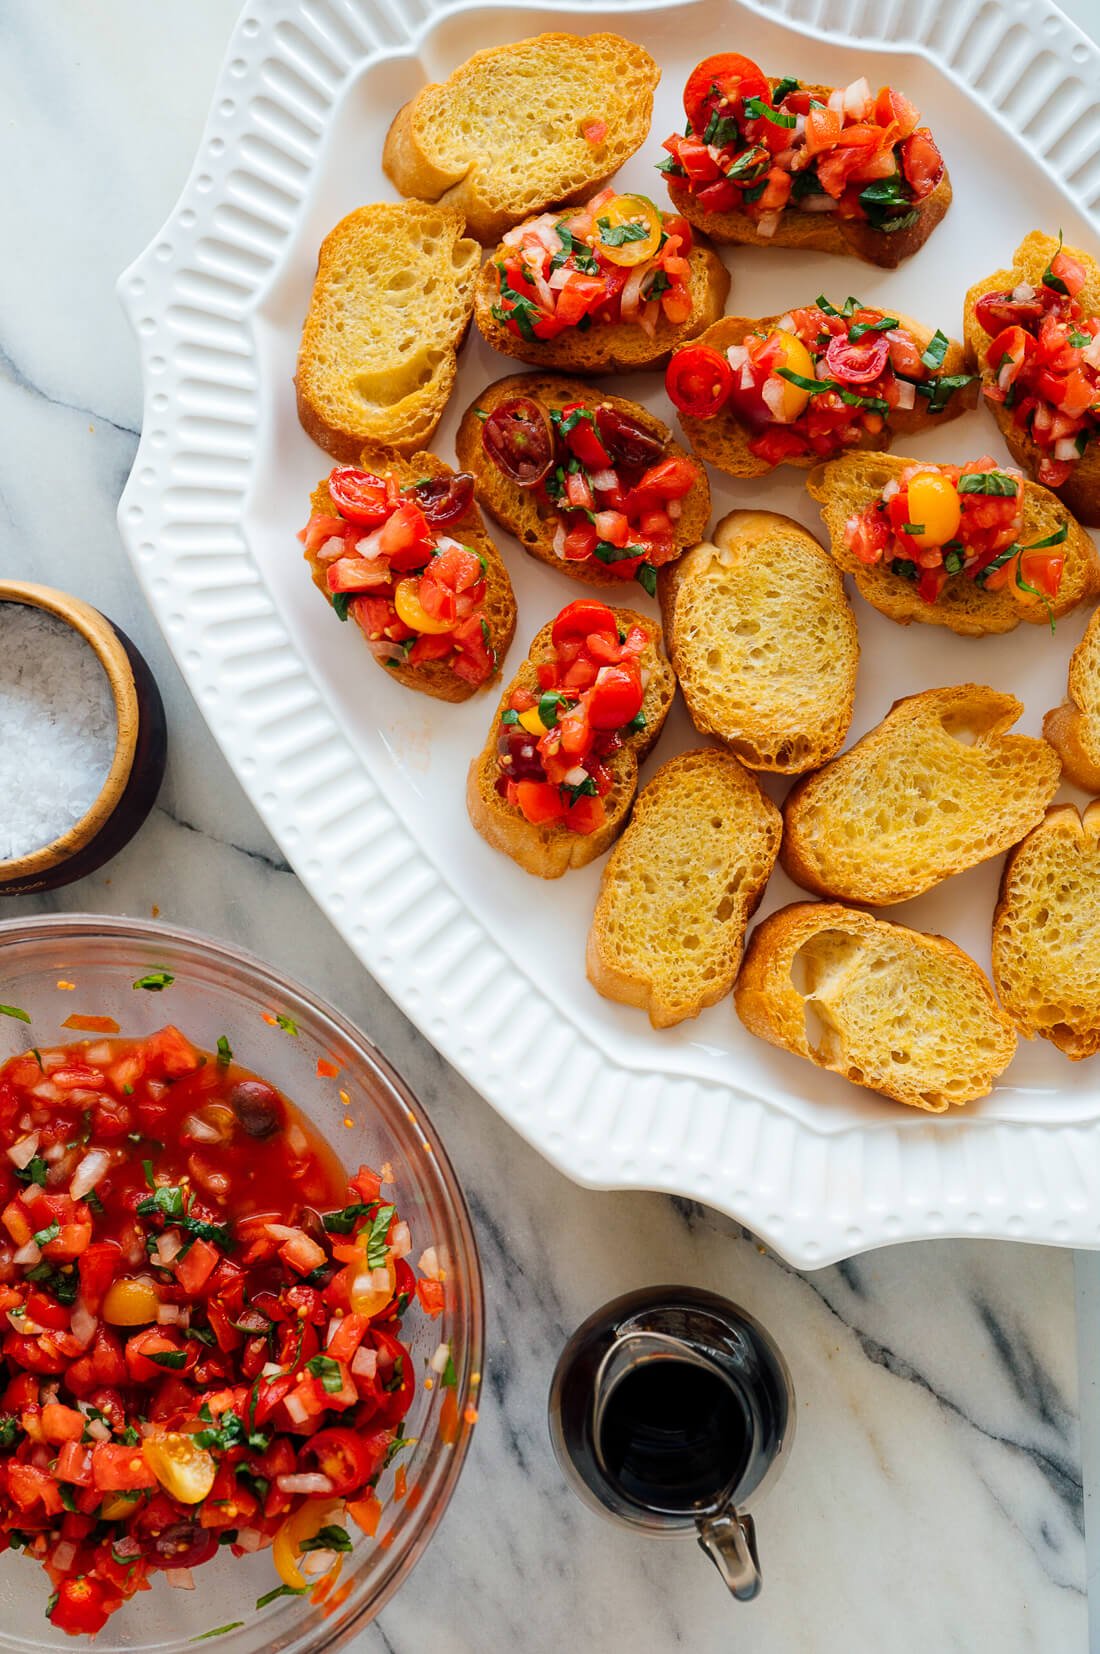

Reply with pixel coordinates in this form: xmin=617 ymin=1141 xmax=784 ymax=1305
xmin=513 ymin=781 xmax=566 ymax=825
xmin=41 ymin=1402 xmax=86 ymax=1443
xmin=326 ymin=556 xmax=387 ymax=593
xmin=124 ymin=1329 xmax=194 ymax=1386
xmin=50 ymin=1576 xmax=115 ymax=1637
xmin=91 ymin=1442 xmax=158 ymax=1492
xmin=326 ymin=1312 xmax=369 ymax=1365
xmin=174 ymin=1237 xmax=219 ymax=1296
xmin=56 ymin=1440 xmax=94 ymax=1486
xmin=415 ymin=1278 xmax=445 ymax=1317
xmin=378 ymin=501 xmax=433 ymax=570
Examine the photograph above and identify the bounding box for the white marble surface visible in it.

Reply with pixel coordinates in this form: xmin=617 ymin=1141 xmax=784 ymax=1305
xmin=0 ymin=1 xmax=1092 ymax=1649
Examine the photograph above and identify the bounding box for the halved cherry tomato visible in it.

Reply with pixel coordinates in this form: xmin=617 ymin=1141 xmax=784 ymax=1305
xmin=595 ymin=194 xmax=663 ymax=267
xmin=142 ymin=1431 xmax=217 ymax=1504
xmin=406 ymin=473 xmax=474 ymax=525
xmin=327 ymin=468 xmax=390 ymax=527
xmin=899 ymin=129 xmax=944 ymax=199
xmin=684 ymin=53 xmax=769 ymax=131
xmin=666 ymin=344 xmax=733 ymax=418
xmin=595 ymin=406 xmax=666 ymax=467
xmin=588 ymin=665 xmax=644 ymax=730
xmin=273 ymin=1498 xmax=342 ymax=1592
xmin=302 ymin=1426 xmax=386 ymax=1496
xmin=825 ymin=332 xmax=890 ymax=384
xmin=482 ymin=397 xmax=556 ymax=487
xmin=393 ymin=578 xmax=454 ymax=635
xmin=49 ymin=1577 xmax=113 ymax=1637
xmin=550 ymin=600 xmax=619 ymax=649
xmin=975 ymin=290 xmax=1045 ymax=334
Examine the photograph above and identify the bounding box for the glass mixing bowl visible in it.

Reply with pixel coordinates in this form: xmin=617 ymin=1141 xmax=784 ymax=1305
xmin=0 ymin=915 xmax=482 ymax=1652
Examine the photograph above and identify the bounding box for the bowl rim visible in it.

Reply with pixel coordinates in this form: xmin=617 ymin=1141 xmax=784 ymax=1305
xmin=0 ymin=911 xmax=485 ymax=1653
xmin=0 ymin=583 xmax=140 ymax=881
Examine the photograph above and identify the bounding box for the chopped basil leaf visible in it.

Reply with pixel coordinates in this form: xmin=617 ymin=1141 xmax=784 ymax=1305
xmin=45 ymin=1591 xmax=58 ymax=1620
xmin=889 ymin=558 xmax=918 ymax=582
xmin=146 ymin=1348 xmax=187 ymax=1371
xmin=0 ymin=1005 xmax=30 ymax=1023
xmin=143 ymin=1158 xmax=156 ymax=1189
xmin=1022 ymin=522 xmax=1069 ymax=552
xmin=790 ymin=166 xmax=822 ymax=202
xmin=300 ymin=1525 xmax=353 ymax=1555
xmin=86 ymin=1188 xmax=105 ymax=1216
xmin=636 ymin=564 xmax=658 ymax=597
xmin=645 ymin=269 xmax=672 ymax=299
xmin=592 ymin=540 xmax=645 ymax=564
xmin=492 ymin=266 xmax=544 ymax=342
xmin=365 ymin=1203 xmax=396 ymax=1269
xmin=551 ymin=405 xmax=598 ymax=439
xmin=625 ymin=710 xmax=647 ymax=735
xmin=956 ymin=471 xmax=1019 ymax=497
xmin=58 ymin=1485 xmax=78 ymax=1512
xmin=655 ymin=154 xmax=685 ymax=177
xmin=920 ymin=330 xmax=950 ymax=371
xmin=725 ymin=145 xmax=769 ymax=182
xmin=702 ymin=110 xmax=741 ymax=147
xmin=216 ymin=1035 xmax=232 ymax=1067
xmin=772 ymin=75 xmax=800 ymax=102
xmin=274 ymin=1013 xmax=299 ymax=1036
xmin=848 ymin=316 xmax=898 ymax=342
xmin=330 ymin=592 xmax=351 ymax=622
xmin=596 ymin=216 xmax=651 ymax=248
xmin=742 ymin=95 xmax=797 ymax=128
xmin=31 ymin=1220 xmax=60 ymax=1249
xmin=563 ymin=775 xmax=599 ymax=805
xmin=15 ymin=1156 xmax=48 ymax=1188
xmin=195 ymin=1407 xmax=270 ymax=1454
xmin=740 ymin=179 xmax=768 ymax=204
xmin=0 ymin=1415 xmax=20 ymax=1449
xmin=550 ymin=223 xmax=599 ymax=276
xmin=383 ymin=1433 xmax=414 ymax=1469
xmin=500 ymin=708 xmax=520 ymax=727
xmin=943 ymin=548 xmax=964 ymax=576
xmin=30 ymin=1049 xmax=43 ymax=1072
xmin=816 ymin=295 xmax=840 ymax=317
xmin=900 ymin=523 xmax=925 ymax=536
xmin=191 ymin=1624 xmax=246 ymax=1641
xmin=1041 ymin=229 xmax=1068 ymax=294
xmin=256 ymin=1584 xmax=307 ymax=1610
xmin=914 ymin=373 xmax=976 ymax=413
xmin=322 ymin=1200 xmax=374 ymax=1236
xmin=537 ymin=691 xmax=566 ymax=728
xmin=776 ymin=366 xmax=829 ymax=394
xmin=305 ymin=1353 xmax=345 ymax=1395
xmin=442 ymin=1351 xmax=457 ymax=1389
xmin=1069 ymin=329 xmax=1091 ymax=348
xmin=132 ymin=971 xmax=174 ymax=992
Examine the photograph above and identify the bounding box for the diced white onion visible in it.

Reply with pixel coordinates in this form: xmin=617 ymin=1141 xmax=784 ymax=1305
xmin=430 ymin=1342 xmax=451 ymax=1375
xmin=551 ymin=521 xmax=567 ymax=560
xmin=894 ymin=379 xmax=916 ymax=411
xmin=417 ymin=1246 xmax=442 ymax=1281
xmin=588 ymin=468 xmax=617 ymax=493
xmin=756 ymin=212 xmax=780 ymax=239
xmin=155 ymin=1230 xmax=184 ymax=1267
xmin=621 ymin=264 xmax=648 ymax=321
xmin=7 ymin=1133 xmax=39 ymax=1170
xmin=264 ymin=1223 xmax=303 ymax=1243
xmin=235 ymin=1528 xmax=267 ymax=1553
xmin=370 ymin=1266 xmax=390 ymax=1293
xmin=157 ymin=1303 xmax=183 ymax=1325
xmin=1083 ymin=336 xmax=1100 ymax=371
xmin=283 ymin=1392 xmax=310 ymax=1427
xmin=70 ymin=1300 xmax=97 ymax=1347
xmin=882 ymin=479 xmax=901 ymax=501
xmin=182 ymin=1114 xmax=221 ymax=1145
xmin=389 ymin=1221 xmax=412 ymax=1261
xmin=43 ymin=1142 xmax=67 ymax=1164
xmin=317 ymin=535 xmax=345 ymax=563
xmin=828 ymin=88 xmax=845 ymax=114
xmin=13 ymin=1241 xmax=41 ymax=1268
xmin=302 ymin=1549 xmax=338 ymax=1578
xmin=776 ymin=314 xmax=794 ymax=333
xmin=86 ymin=1418 xmax=111 ymax=1443
xmin=799 ymin=194 xmax=839 ymax=213
xmin=52 ymin=1542 xmax=77 ymax=1573
xmin=352 ymin=1346 xmax=378 ymax=1380
xmin=166 ymin=1568 xmax=195 ymax=1590
xmin=31 ymin=1082 xmax=62 ymax=1103
xmin=843 ymin=77 xmax=872 ymax=118
xmin=1012 ymin=281 xmax=1036 ymax=302
xmin=262 ymin=1362 xmax=283 ymax=1379
xmin=562 ymin=766 xmax=589 ymax=787
xmin=1054 ymin=437 xmax=1081 ymax=461
xmin=70 ymin=1150 xmax=110 ymax=1200
xmin=286 ymin=1124 xmax=308 ymax=1157
xmin=368 ymin=640 xmax=408 ymax=666
xmin=725 ymin=344 xmax=748 ymax=372
xmin=354 ymin=525 xmax=386 ymax=561
xmin=760 ymin=377 xmax=789 ymax=420
xmin=548 ymin=266 xmax=571 ymax=290
xmin=276 ymin=1472 xmax=334 ymax=1496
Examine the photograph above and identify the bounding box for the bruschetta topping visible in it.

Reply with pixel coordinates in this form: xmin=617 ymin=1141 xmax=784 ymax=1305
xmin=666 ymin=298 xmax=971 ymax=462
xmin=659 ymin=55 xmax=943 ymax=234
xmin=495 ymin=601 xmax=648 ymax=834
xmin=299 ymin=467 xmax=496 ymax=683
xmin=480 ymin=396 xmax=701 ymax=591
xmin=843 ymin=457 xmax=1068 ymax=611
xmin=974 ymin=237 xmax=1100 ymax=488
xmin=490 ymin=189 xmax=694 ymax=343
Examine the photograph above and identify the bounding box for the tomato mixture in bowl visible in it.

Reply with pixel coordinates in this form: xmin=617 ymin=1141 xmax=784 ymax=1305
xmin=490 ymin=190 xmax=694 ymax=343
xmin=843 ymin=457 xmax=1068 ymax=610
xmin=0 ymin=1025 xmax=441 ymax=1637
xmin=665 ymin=297 xmax=972 ymax=465
xmin=495 ymin=600 xmax=649 ymax=834
xmin=300 ymin=466 xmax=496 ymax=684
xmin=659 ymin=54 xmax=944 ymax=237
xmin=478 ymin=396 xmax=701 ymax=592
xmin=974 ymin=236 xmax=1100 ymax=489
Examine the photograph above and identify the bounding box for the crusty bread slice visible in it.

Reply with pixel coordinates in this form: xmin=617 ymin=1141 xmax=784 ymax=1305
xmin=467 ymin=608 xmax=674 ymax=876
xmin=675 ymin=314 xmax=974 ymax=480
xmin=734 ymin=902 xmax=1017 ymax=1111
xmin=993 ymin=802 xmax=1100 ymax=1060
xmin=454 ymin=373 xmax=710 ymax=589
xmin=296 ymin=203 xmax=479 ymax=461
xmin=304 ymin=442 xmax=516 ymax=703
xmin=474 ymin=242 xmax=729 ymax=374
xmin=964 ymin=230 xmax=1100 ymax=526
xmin=587 ymin=748 xmax=781 ymax=1027
xmin=781 ymin=684 xmax=1061 ymax=905
xmin=807 ymin=451 xmax=1100 ymax=636
xmin=657 ymin=511 xmax=858 ymax=773
xmin=382 ymin=34 xmax=660 ymax=246
xmin=667 ymin=80 xmax=951 ymax=269
xmin=1044 ymin=607 xmax=1100 ymax=789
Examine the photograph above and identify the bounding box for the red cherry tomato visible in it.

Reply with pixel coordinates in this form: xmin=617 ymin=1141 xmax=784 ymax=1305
xmin=665 ymin=344 xmax=734 ymax=418
xmin=327 ymin=468 xmax=391 ymax=527
xmin=371 ymin=1328 xmax=417 ymax=1427
xmin=898 ymin=130 xmax=944 ymax=200
xmin=482 ymin=397 xmax=556 ymax=487
xmin=301 ymin=1426 xmax=384 ymax=1496
xmin=550 ymin=600 xmax=619 ymax=649
xmin=49 ymin=1577 xmax=113 ymax=1637
xmin=975 ymin=290 xmax=1045 ymax=335
xmin=141 ymin=1520 xmax=219 ymax=1571
xmin=587 ymin=665 xmax=644 ymax=730
xmin=683 ymin=53 xmax=769 ymax=131
xmin=595 ymin=406 xmax=667 ymax=467
xmin=662 ymin=213 xmax=694 ymax=254
xmin=405 ymin=473 xmax=475 ymax=525
xmin=824 ymin=332 xmax=891 ymax=384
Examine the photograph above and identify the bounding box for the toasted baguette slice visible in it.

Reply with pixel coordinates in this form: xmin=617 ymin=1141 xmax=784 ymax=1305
xmin=587 ymin=749 xmax=781 ymax=1027
xmin=668 ymin=81 xmax=951 ymax=270
xmin=467 ymin=609 xmax=674 ymax=876
xmin=304 ymin=443 xmax=516 ymax=703
xmin=1044 ymin=608 xmax=1100 ymax=789
xmin=993 ymin=802 xmax=1100 ymax=1060
xmin=734 ymin=902 xmax=1017 ymax=1111
xmin=296 ymin=203 xmax=479 ymax=461
xmin=807 ymin=452 xmax=1100 ymax=636
xmin=964 ymin=231 xmax=1100 ymax=525
xmin=675 ymin=313 xmax=974 ymax=480
xmin=658 ymin=511 xmax=858 ymax=773
xmin=383 ymin=34 xmax=660 ymax=246
xmin=474 ymin=241 xmax=728 ymax=375
xmin=781 ymin=685 xmax=1061 ymax=905
xmin=454 ymin=374 xmax=710 ymax=589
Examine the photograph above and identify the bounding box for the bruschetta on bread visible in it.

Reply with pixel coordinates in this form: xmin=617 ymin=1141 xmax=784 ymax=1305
xmin=1044 ymin=606 xmax=1100 ymax=790
xmin=296 ymin=203 xmax=480 ymax=462
xmin=657 ymin=510 xmax=858 ymax=773
xmin=587 ymin=749 xmax=781 ymax=1028
xmin=300 ymin=445 xmax=516 ymax=701
xmin=474 ymin=189 xmax=728 ymax=374
xmin=382 ymin=33 xmax=661 ymax=245
xmin=993 ymin=802 xmax=1100 ymax=1061
xmin=780 ymin=684 xmax=1061 ymax=906
xmin=808 ymin=451 xmax=1100 ymax=634
xmin=666 ymin=298 xmax=974 ymax=479
xmin=467 ymin=599 xmax=674 ymax=876
xmin=734 ymin=903 xmax=1017 ymax=1110
xmin=454 ymin=374 xmax=709 ymax=595
xmin=964 ymin=231 xmax=1100 ymax=525
xmin=660 ymin=54 xmax=950 ymax=269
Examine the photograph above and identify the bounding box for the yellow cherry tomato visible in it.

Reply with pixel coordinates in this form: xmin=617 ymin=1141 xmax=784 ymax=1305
xmin=100 ymin=1493 xmax=141 ymax=1522
xmin=393 ymin=578 xmax=452 ymax=635
xmin=763 ymin=331 xmax=816 ymax=421
xmin=349 ymin=1252 xmax=397 ymax=1318
xmin=142 ymin=1432 xmax=217 ymax=1505
xmin=596 ymin=194 xmax=664 ymax=266
xmin=517 ymin=706 xmax=548 ymax=737
xmin=273 ymin=1499 xmax=343 ymax=1591
xmin=905 ymin=470 xmax=962 ymax=550
xmin=102 ymin=1276 xmax=161 ymax=1327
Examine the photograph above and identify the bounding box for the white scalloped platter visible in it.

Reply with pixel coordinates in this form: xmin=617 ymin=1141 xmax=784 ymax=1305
xmin=118 ymin=0 xmax=1100 ymax=1267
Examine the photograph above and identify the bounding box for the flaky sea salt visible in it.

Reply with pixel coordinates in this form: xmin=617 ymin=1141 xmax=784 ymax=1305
xmin=0 ymin=604 xmax=117 ymax=861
